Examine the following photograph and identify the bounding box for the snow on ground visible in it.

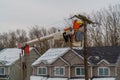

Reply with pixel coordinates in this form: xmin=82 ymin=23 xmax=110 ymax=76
xmin=30 ymin=76 xmax=116 ymax=80
xmin=30 ymin=76 xmax=90 ymax=80
xmin=30 ymin=76 xmax=47 ymax=80
xmin=92 ymin=78 xmax=116 ymax=80
xmin=47 ymin=78 xmax=68 ymax=80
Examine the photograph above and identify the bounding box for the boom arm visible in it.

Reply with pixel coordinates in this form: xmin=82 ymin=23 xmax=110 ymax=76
xmin=25 ymin=33 xmax=54 ymax=45
xmin=25 ymin=31 xmax=64 ymax=45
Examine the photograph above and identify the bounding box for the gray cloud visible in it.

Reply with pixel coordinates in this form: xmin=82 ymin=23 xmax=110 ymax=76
xmin=0 ymin=0 xmax=119 ymax=33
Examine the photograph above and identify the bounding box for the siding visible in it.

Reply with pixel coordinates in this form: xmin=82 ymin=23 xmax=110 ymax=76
xmin=11 ymin=61 xmax=20 ymax=80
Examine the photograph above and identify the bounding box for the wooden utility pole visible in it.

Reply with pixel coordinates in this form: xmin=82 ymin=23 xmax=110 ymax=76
xmin=70 ymin=14 xmax=95 ymax=80
xmin=83 ymin=22 xmax=89 ymax=80
xmin=25 ymin=53 xmax=30 ymax=80
xmin=20 ymin=53 xmax=23 ymax=80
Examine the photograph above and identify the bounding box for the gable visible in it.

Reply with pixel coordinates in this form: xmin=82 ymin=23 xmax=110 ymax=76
xmin=31 ymin=48 xmax=41 ymax=56
xmin=37 ymin=62 xmax=47 ymax=67
xmin=51 ymin=58 xmax=68 ymax=66
xmin=97 ymin=59 xmax=110 ymax=66
xmin=62 ymin=50 xmax=84 ymax=65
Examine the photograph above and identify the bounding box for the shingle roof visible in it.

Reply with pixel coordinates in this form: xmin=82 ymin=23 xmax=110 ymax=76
xmin=74 ymin=46 xmax=120 ymax=64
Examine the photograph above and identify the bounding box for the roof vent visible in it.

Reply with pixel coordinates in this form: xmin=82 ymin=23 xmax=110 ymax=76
xmin=95 ymin=56 xmax=100 ymax=60
xmin=42 ymin=60 xmax=48 ymax=64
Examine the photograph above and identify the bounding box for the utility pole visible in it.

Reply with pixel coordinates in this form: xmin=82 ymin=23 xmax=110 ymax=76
xmin=83 ymin=21 xmax=89 ymax=80
xmin=70 ymin=14 xmax=95 ymax=80
xmin=20 ymin=53 xmax=23 ymax=80
xmin=25 ymin=53 xmax=30 ymax=80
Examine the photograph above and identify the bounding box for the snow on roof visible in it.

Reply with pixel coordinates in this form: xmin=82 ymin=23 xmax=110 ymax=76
xmin=0 ymin=48 xmax=21 ymax=66
xmin=0 ymin=48 xmax=33 ymax=66
xmin=92 ymin=78 xmax=116 ymax=80
xmin=32 ymin=48 xmax=70 ymax=66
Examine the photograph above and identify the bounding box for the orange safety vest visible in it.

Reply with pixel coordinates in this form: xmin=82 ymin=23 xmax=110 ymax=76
xmin=73 ymin=20 xmax=84 ymax=30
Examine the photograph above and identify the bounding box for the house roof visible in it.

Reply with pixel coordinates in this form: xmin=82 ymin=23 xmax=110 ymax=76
xmin=0 ymin=48 xmax=21 ymax=66
xmin=0 ymin=48 xmax=34 ymax=66
xmin=32 ymin=46 xmax=120 ymax=66
xmin=32 ymin=48 xmax=70 ymax=66
xmin=74 ymin=46 xmax=120 ymax=64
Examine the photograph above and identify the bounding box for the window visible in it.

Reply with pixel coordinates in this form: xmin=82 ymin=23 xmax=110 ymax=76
xmin=54 ymin=67 xmax=64 ymax=76
xmin=0 ymin=67 xmax=5 ymax=75
xmin=98 ymin=67 xmax=110 ymax=76
xmin=75 ymin=67 xmax=85 ymax=76
xmin=37 ymin=67 xmax=47 ymax=75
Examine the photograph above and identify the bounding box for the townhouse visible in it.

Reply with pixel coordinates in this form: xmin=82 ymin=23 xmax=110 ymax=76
xmin=31 ymin=46 xmax=120 ymax=80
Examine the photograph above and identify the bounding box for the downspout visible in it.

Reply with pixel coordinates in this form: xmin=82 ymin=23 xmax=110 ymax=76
xmin=90 ymin=65 xmax=93 ymax=80
xmin=50 ymin=65 xmax=51 ymax=78
xmin=115 ymin=65 xmax=118 ymax=77
xmin=68 ymin=64 xmax=71 ymax=80
xmin=8 ymin=66 xmax=10 ymax=80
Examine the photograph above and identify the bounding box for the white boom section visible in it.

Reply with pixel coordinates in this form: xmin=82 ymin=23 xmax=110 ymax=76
xmin=25 ymin=31 xmax=64 ymax=45
xmin=26 ymin=33 xmax=54 ymax=45
xmin=25 ymin=31 xmax=81 ymax=47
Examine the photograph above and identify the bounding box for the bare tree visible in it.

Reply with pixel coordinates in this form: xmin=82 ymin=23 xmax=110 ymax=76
xmin=88 ymin=4 xmax=120 ymax=46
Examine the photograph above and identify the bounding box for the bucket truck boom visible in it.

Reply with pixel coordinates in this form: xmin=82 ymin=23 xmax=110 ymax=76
xmin=24 ymin=31 xmax=64 ymax=46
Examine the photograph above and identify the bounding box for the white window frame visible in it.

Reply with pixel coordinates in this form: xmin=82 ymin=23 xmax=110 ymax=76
xmin=98 ymin=67 xmax=110 ymax=76
xmin=75 ymin=67 xmax=85 ymax=76
xmin=37 ymin=67 xmax=47 ymax=75
xmin=54 ymin=67 xmax=65 ymax=76
xmin=0 ymin=67 xmax=5 ymax=75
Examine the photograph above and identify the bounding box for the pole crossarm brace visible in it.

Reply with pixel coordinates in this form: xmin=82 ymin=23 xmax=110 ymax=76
xmin=70 ymin=14 xmax=95 ymax=24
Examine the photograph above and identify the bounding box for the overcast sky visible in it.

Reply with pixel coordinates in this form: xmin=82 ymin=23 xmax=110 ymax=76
xmin=0 ymin=0 xmax=119 ymax=33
